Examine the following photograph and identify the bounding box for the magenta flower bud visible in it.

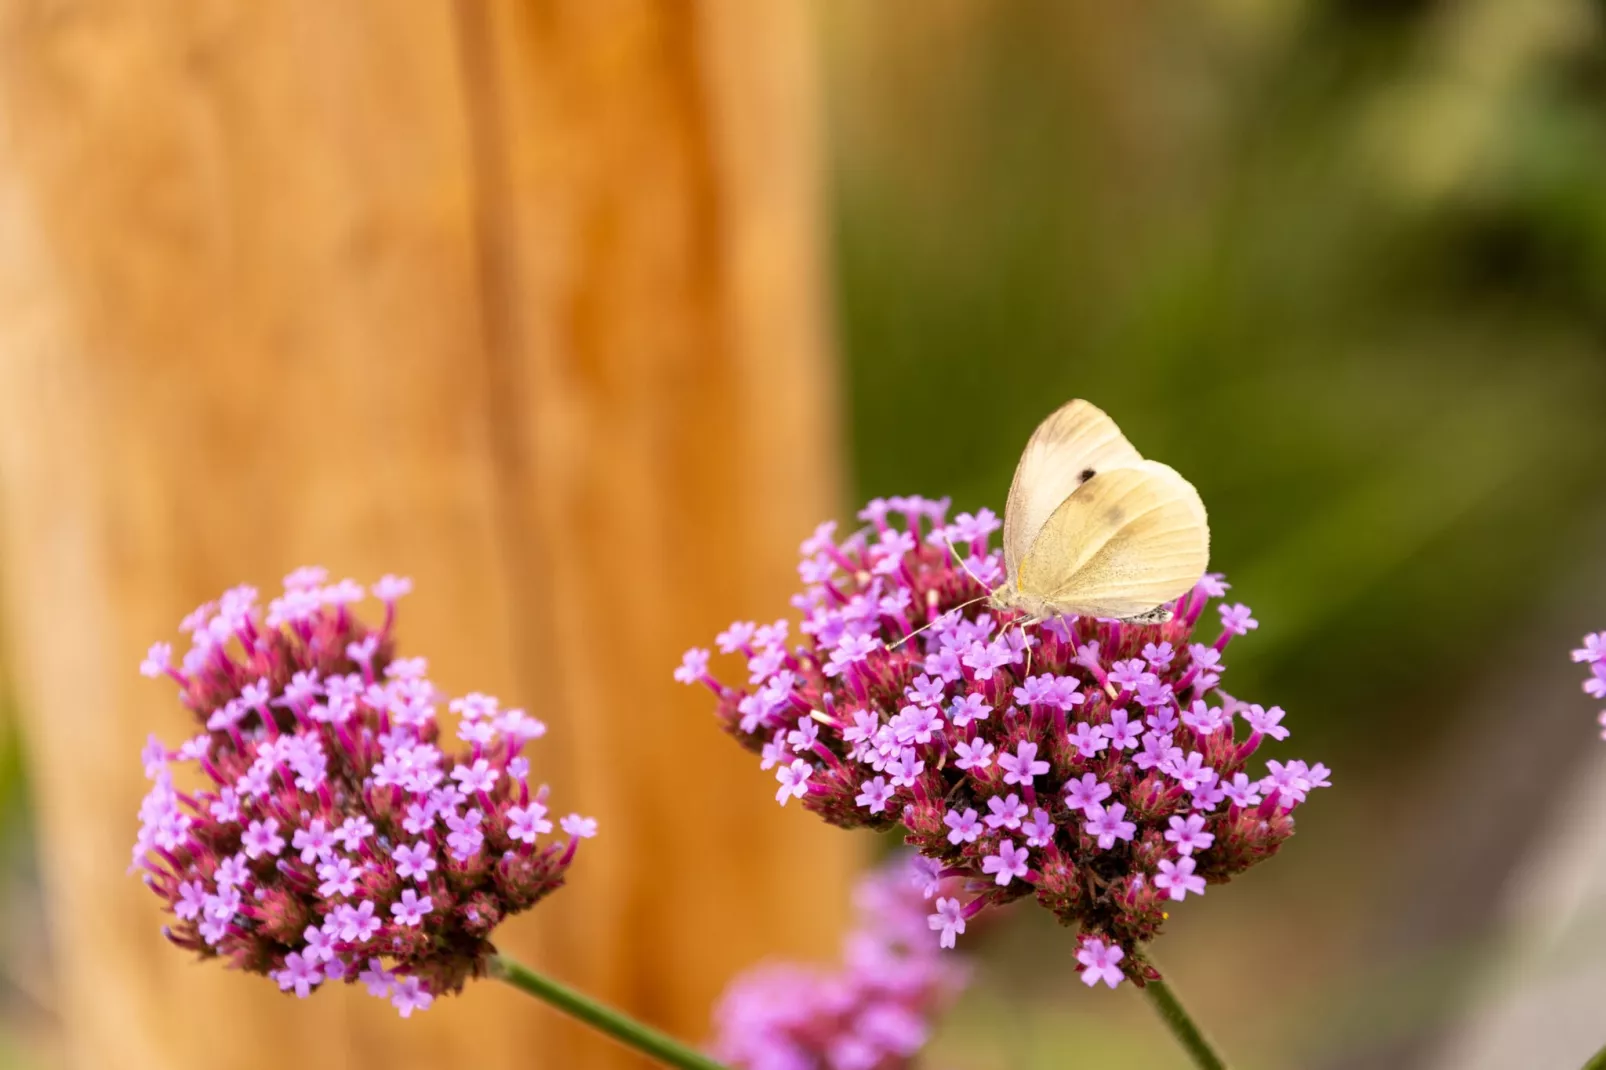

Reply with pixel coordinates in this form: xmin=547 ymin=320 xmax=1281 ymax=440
xmin=680 ymin=497 xmax=1332 ymax=984
xmin=130 ymin=571 xmax=596 ymax=1016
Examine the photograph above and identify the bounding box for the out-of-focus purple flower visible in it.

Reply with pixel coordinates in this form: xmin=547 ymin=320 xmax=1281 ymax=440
xmin=131 ymin=571 xmax=594 ymax=1016
xmin=710 ymin=854 xmax=970 ymax=1070
xmin=681 ymin=496 xmax=1329 ymax=986
xmin=1578 ymin=632 xmax=1606 ymax=738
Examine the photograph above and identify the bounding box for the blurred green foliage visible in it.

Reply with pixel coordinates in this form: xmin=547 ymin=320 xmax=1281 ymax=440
xmin=823 ymin=1 xmax=1606 ymax=1065
xmin=825 ymin=0 xmax=1606 ymax=764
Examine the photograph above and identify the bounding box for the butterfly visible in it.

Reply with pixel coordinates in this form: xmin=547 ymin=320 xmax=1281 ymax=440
xmin=986 ymin=399 xmax=1210 ymax=625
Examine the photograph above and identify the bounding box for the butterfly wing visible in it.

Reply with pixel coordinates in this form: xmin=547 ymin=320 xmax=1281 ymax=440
xmin=1002 ymin=399 xmax=1143 ymax=582
xmin=1015 ymin=461 xmax=1209 ymax=620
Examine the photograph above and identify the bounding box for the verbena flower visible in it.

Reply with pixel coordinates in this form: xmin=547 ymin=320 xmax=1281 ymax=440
xmin=1575 ymin=631 xmax=1606 ymax=737
xmin=680 ymin=496 xmax=1330 ymax=987
xmin=132 ymin=568 xmax=595 ymax=1016
xmin=710 ymin=853 xmax=969 ymax=1070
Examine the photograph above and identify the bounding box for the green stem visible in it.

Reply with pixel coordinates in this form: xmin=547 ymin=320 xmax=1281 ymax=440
xmin=1581 ymin=1041 xmax=1606 ymax=1070
xmin=490 ymin=952 xmax=732 ymax=1070
xmin=1142 ymin=977 xmax=1230 ymax=1070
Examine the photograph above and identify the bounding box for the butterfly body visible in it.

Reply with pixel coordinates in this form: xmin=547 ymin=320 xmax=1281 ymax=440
xmin=989 ymin=400 xmax=1210 ymax=625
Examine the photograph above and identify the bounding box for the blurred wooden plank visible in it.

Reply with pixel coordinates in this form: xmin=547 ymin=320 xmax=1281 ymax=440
xmin=0 ymin=2 xmax=851 ymax=1068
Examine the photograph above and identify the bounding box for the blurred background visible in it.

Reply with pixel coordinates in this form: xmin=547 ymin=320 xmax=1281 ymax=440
xmin=4 ymin=1 xmax=1606 ymax=1068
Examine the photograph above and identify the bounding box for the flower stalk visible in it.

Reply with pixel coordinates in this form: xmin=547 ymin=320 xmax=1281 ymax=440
xmin=1140 ymin=975 xmax=1229 ymax=1070
xmin=490 ymin=953 xmax=730 ymax=1070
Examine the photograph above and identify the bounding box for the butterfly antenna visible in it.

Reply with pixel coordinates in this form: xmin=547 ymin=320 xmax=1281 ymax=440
xmin=888 ymin=594 xmax=990 ymax=650
xmin=943 ymin=534 xmax=996 ymax=594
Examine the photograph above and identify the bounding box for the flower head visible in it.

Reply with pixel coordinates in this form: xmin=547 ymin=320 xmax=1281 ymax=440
xmin=684 ymin=496 xmax=1328 ymax=976
xmin=710 ymin=854 xmax=970 ymax=1070
xmin=131 ymin=572 xmax=591 ymax=1015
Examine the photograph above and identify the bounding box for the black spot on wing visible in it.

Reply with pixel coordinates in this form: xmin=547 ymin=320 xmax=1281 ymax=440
xmin=1079 ymin=468 xmax=1096 ymax=483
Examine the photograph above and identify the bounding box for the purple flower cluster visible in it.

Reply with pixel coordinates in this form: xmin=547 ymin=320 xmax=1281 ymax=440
xmin=1576 ymin=631 xmax=1606 ymax=737
xmin=679 ymin=496 xmax=1330 ymax=986
xmin=132 ymin=568 xmax=596 ymax=1016
xmin=710 ymin=853 xmax=969 ymax=1070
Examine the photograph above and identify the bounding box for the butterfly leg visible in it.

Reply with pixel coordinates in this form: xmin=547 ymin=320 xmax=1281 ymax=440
xmin=1019 ymin=616 xmax=1043 ymax=678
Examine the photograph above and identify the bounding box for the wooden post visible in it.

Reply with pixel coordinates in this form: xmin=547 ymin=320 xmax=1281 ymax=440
xmin=0 ymin=3 xmax=852 ymax=1068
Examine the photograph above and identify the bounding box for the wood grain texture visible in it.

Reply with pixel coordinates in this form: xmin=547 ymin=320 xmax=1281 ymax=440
xmin=0 ymin=2 xmax=852 ymax=1067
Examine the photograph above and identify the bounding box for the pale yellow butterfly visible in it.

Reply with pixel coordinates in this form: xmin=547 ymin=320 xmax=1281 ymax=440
xmin=987 ymin=399 xmax=1210 ymax=625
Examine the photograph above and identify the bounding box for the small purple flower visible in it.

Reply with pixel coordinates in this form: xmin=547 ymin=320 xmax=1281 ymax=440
xmin=1068 ymin=721 xmax=1108 ymax=759
xmin=1108 ymin=659 xmax=1148 ymax=691
xmin=981 ymin=840 xmax=1030 ymax=886
xmin=1136 ymin=677 xmax=1175 ymax=711
xmin=1243 ymin=703 xmax=1289 ymax=741
xmin=390 ymin=889 xmax=433 ymax=928
xmin=1165 ymin=752 xmax=1214 ymax=792
xmin=948 ymin=693 xmax=992 ymax=727
xmin=445 ymin=809 xmax=485 ymax=860
xmin=1084 ymin=803 xmax=1137 ymax=850
xmin=893 ymin=705 xmax=944 ymax=746
xmin=139 ymin=643 xmax=172 ymax=679
xmin=1219 ymin=603 xmax=1258 ymax=636
xmin=1135 ymin=731 xmax=1182 ymax=772
xmin=450 ymin=758 xmax=499 ymax=795
xmin=944 ymin=807 xmax=983 ymax=845
xmin=998 ymin=741 xmax=1049 ymax=786
xmin=317 ymin=857 xmax=360 ymax=898
xmin=1063 ymin=774 xmax=1112 ymax=817
xmin=174 ymin=880 xmax=206 ymax=921
xmin=215 ymin=854 xmax=249 ymax=889
xmin=291 ymin=819 xmax=336 ymax=865
xmin=856 ymin=777 xmax=894 ymax=814
xmin=984 ymin=794 xmax=1027 ymax=831
xmin=1099 ymin=709 xmax=1142 ymax=751
xmin=273 ymin=952 xmax=323 ymax=998
xmin=560 ymin=814 xmax=599 ymax=839
xmin=928 ymin=897 xmax=966 ymax=949
xmin=336 ymin=815 xmax=375 ymax=850
xmin=716 ymin=621 xmax=756 ymax=654
xmin=1222 ymin=772 xmax=1264 ymax=808
xmin=302 ymin=924 xmax=337 ymax=964
xmin=775 ymin=760 xmax=813 ymax=806
xmin=1022 ymin=808 xmax=1056 ymax=848
xmin=961 ymin=640 xmax=1012 ymax=681
xmin=506 ymin=803 xmax=553 ymax=844
xmin=335 ymin=900 xmax=382 ymax=942
xmin=673 ymin=648 xmax=711 ymax=685
xmin=907 ymin=674 xmax=946 ymax=707
xmin=887 ymin=749 xmax=925 ymax=788
xmin=1155 ymin=857 xmax=1207 ymax=901
xmin=392 ymin=842 xmax=437 ymax=881
xmin=1076 ymin=936 xmax=1126 ymax=989
xmin=242 ymin=818 xmax=285 ymax=860
xmin=953 ymin=738 xmax=994 ymax=771
xmin=1164 ymin=814 xmax=1215 ymax=856
xmin=390 ymin=976 xmax=434 ymax=1018
xmin=372 ymin=574 xmax=413 ymax=602
xmin=1142 ymin=642 xmax=1175 ymax=669
xmin=1182 ymin=700 xmax=1229 ymax=736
